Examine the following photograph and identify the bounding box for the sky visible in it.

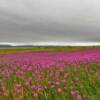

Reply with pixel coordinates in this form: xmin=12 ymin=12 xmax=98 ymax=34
xmin=0 ymin=0 xmax=100 ymax=45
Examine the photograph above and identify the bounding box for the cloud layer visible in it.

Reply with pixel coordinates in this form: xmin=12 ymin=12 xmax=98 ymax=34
xmin=0 ymin=0 xmax=100 ymax=43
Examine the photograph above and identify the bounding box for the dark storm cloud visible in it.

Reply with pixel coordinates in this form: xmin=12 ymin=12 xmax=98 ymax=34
xmin=0 ymin=0 xmax=100 ymax=43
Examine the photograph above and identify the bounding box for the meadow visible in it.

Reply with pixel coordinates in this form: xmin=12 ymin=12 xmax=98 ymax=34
xmin=0 ymin=47 xmax=100 ymax=100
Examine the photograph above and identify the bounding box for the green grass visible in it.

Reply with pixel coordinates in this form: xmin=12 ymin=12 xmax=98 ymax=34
xmin=0 ymin=46 xmax=99 ymax=53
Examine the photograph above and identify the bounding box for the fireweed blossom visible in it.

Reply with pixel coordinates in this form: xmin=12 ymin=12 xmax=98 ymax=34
xmin=0 ymin=49 xmax=99 ymax=99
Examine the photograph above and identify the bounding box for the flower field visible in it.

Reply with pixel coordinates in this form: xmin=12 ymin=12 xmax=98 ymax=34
xmin=0 ymin=48 xmax=100 ymax=100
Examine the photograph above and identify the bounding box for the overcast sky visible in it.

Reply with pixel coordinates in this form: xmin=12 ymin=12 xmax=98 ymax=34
xmin=0 ymin=0 xmax=100 ymax=44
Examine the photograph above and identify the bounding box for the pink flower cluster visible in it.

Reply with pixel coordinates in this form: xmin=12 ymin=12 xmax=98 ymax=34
xmin=0 ymin=49 xmax=100 ymax=69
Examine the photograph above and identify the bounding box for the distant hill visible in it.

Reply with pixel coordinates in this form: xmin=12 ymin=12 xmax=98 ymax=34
xmin=0 ymin=45 xmax=34 ymax=48
xmin=0 ymin=45 xmax=12 ymax=48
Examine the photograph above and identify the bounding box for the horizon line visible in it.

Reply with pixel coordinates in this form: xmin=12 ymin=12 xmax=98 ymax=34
xmin=0 ymin=42 xmax=100 ymax=46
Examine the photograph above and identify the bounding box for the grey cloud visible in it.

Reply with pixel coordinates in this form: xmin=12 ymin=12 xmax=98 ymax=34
xmin=0 ymin=0 xmax=100 ymax=43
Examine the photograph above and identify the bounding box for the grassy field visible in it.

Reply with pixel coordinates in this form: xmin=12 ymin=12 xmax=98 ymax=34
xmin=0 ymin=46 xmax=99 ymax=53
xmin=0 ymin=47 xmax=100 ymax=100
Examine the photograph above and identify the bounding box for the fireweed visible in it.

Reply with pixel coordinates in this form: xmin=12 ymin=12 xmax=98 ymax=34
xmin=0 ymin=49 xmax=100 ymax=100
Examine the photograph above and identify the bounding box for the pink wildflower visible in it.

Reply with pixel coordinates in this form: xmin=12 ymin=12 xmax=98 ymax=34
xmin=77 ymin=94 xmax=82 ymax=100
xmin=64 ymin=72 xmax=69 ymax=78
xmin=71 ymin=90 xmax=76 ymax=96
xmin=57 ymin=87 xmax=62 ymax=93
xmin=33 ymin=93 xmax=38 ymax=97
